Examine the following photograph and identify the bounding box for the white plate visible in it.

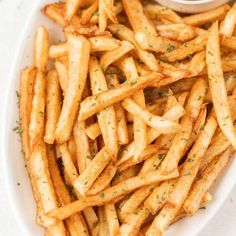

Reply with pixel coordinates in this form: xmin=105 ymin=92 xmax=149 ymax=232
xmin=2 ymin=1 xmax=236 ymax=236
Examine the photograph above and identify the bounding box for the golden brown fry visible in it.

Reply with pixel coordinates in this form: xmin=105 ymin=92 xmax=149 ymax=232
xmin=104 ymin=203 xmax=120 ymax=236
xmin=46 ymin=169 xmax=178 ymax=220
xmin=29 ymin=72 xmax=46 ymax=150
xmin=184 ymin=147 xmax=232 ymax=216
xmin=42 ymin=2 xmax=66 ymax=27
xmin=144 ymin=4 xmax=183 ymax=23
xmin=81 ymin=0 xmax=99 ymax=24
xmin=103 ymin=0 xmax=118 ymax=24
xmin=207 ymin=22 xmax=236 ymax=149
xmin=98 ymin=0 xmax=108 ymax=31
xmin=220 ymin=2 xmax=236 ymax=37
xmin=162 ymin=34 xmax=208 ymax=62
xmin=66 ymin=0 xmax=83 ymax=22
xmin=98 ymin=206 xmax=110 ymax=235
xmin=135 ymin=31 xmax=180 ymax=53
xmin=85 ymin=122 xmax=101 ymax=140
xmin=100 ymin=41 xmax=134 ymax=71
xmin=54 ymin=59 xmax=68 ymax=94
xmin=73 ymin=148 xmax=111 ymax=196
xmin=156 ymin=23 xmax=196 ymax=42
xmin=34 ymin=26 xmax=49 ymax=72
xmin=221 ymin=36 xmax=236 ymax=50
xmin=44 ymin=70 xmax=61 ymax=144
xmin=122 ymin=0 xmax=157 ymax=35
xmin=78 ymin=72 xmax=162 ymax=121
xmin=87 ymin=162 xmax=117 ymax=195
xmin=49 ymin=43 xmax=67 ymax=59
xmin=55 ymin=34 xmax=90 ymax=144
xmin=183 ymin=4 xmax=230 ymax=26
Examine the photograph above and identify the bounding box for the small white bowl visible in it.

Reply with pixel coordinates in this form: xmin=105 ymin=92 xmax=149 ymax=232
xmin=155 ymin=0 xmax=230 ymax=13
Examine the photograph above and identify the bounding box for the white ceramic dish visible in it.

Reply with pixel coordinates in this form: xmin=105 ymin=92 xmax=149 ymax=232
xmin=156 ymin=0 xmax=230 ymax=13
xmin=2 ymin=0 xmax=236 ymax=236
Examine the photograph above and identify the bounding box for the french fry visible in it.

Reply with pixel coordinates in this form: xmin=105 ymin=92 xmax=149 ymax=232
xmin=220 ymin=2 xmax=236 ymax=37
xmin=206 ymin=22 xmax=236 ymax=149
xmin=122 ymin=98 xmax=182 ymax=134
xmin=55 ymin=34 xmax=90 ymax=144
xmin=183 ymin=4 xmax=230 ymax=26
xmin=120 ymin=57 xmax=147 ymax=159
xmin=108 ymin=23 xmax=160 ymax=71
xmin=68 ymin=136 xmax=77 ymax=167
xmin=102 ymin=0 xmax=118 ymax=24
xmin=78 ymin=72 xmax=162 ymax=121
xmin=81 ymin=0 xmax=98 ymax=24
xmin=29 ymin=72 xmax=46 ymax=150
xmin=104 ymin=203 xmax=120 ymax=236
xmin=44 ymin=70 xmax=61 ymax=144
xmin=122 ymin=0 xmax=157 ymax=35
xmin=144 ymin=4 xmax=183 ymax=23
xmin=42 ymin=3 xmax=66 ymax=27
xmin=87 ymin=162 xmax=117 ymax=195
xmin=135 ymin=31 xmax=180 ymax=53
xmin=73 ymin=148 xmax=111 ymax=196
xmin=85 ymin=122 xmax=101 ymax=140
xmin=156 ymin=23 xmax=196 ymax=42
xmin=49 ymin=43 xmax=67 ymax=59
xmin=160 ymin=78 xmax=207 ymax=174
xmin=146 ymin=116 xmax=217 ymax=235
xmin=90 ymin=56 xmax=119 ymax=159
xmin=100 ymin=40 xmax=134 ymax=71
xmin=162 ymin=34 xmax=208 ymax=62
xmin=54 ymin=59 xmax=68 ymax=94
xmin=66 ymin=0 xmax=83 ymax=22
xmin=47 ymin=145 xmax=89 ymax=236
xmin=46 ymin=169 xmax=178 ymax=220
xmin=98 ymin=206 xmax=110 ymax=236
xmin=106 ymin=71 xmax=129 ymax=145
xmin=34 ymin=26 xmax=49 ymax=72
xmin=184 ymin=147 xmax=232 ymax=216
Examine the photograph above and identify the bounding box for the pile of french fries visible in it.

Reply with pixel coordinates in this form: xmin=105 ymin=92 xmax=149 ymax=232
xmin=18 ymin=0 xmax=236 ymax=235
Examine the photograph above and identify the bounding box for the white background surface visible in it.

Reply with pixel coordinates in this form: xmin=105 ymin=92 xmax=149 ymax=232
xmin=0 ymin=0 xmax=235 ymax=235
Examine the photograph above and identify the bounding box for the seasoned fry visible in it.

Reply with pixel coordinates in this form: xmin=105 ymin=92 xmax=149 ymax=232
xmin=156 ymin=23 xmax=196 ymax=42
xmin=206 ymin=22 xmax=236 ymax=149
xmin=44 ymin=70 xmax=61 ymax=144
xmin=54 ymin=59 xmax=68 ymax=94
xmin=66 ymin=0 xmax=83 ymax=22
xmin=78 ymin=72 xmax=162 ymax=121
xmin=98 ymin=0 xmax=108 ymax=31
xmin=81 ymin=0 xmax=99 ymax=24
xmin=220 ymin=2 xmax=236 ymax=37
xmin=55 ymin=34 xmax=90 ymax=144
xmin=184 ymin=147 xmax=232 ymax=216
xmin=98 ymin=206 xmax=110 ymax=235
xmin=183 ymin=4 xmax=230 ymax=26
xmin=29 ymin=72 xmax=46 ymax=150
xmin=34 ymin=26 xmax=49 ymax=72
xmin=46 ymin=169 xmax=178 ymax=220
xmin=221 ymin=36 xmax=236 ymax=50
xmin=122 ymin=0 xmax=156 ymax=35
xmin=100 ymin=40 xmax=134 ymax=71
xmin=144 ymin=4 xmax=183 ymax=23
xmin=73 ymin=148 xmax=111 ymax=196
xmin=102 ymin=0 xmax=117 ymax=24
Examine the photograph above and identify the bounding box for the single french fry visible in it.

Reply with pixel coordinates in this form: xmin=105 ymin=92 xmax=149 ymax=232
xmin=78 ymin=72 xmax=162 ymax=121
xmin=156 ymin=23 xmax=196 ymax=42
xmin=54 ymin=59 xmax=68 ymax=94
xmin=66 ymin=0 xmax=83 ymax=22
xmin=46 ymin=169 xmax=178 ymax=220
xmin=221 ymin=36 xmax=236 ymax=50
xmin=81 ymin=0 xmax=98 ymax=24
xmin=108 ymin=23 xmax=160 ymax=71
xmin=144 ymin=4 xmax=183 ymax=23
xmin=100 ymin=41 xmax=134 ymax=71
xmin=44 ymin=70 xmax=61 ymax=144
xmin=73 ymin=148 xmax=111 ymax=196
xmin=34 ymin=26 xmax=49 ymax=72
xmin=183 ymin=4 xmax=230 ymax=26
xmin=102 ymin=0 xmax=117 ymax=24
xmin=55 ymin=34 xmax=90 ymax=144
xmin=220 ymin=2 xmax=236 ymax=37
xmin=67 ymin=136 xmax=77 ymax=173
xmin=87 ymin=162 xmax=117 ymax=195
xmin=104 ymin=203 xmax=120 ymax=236
xmin=42 ymin=2 xmax=66 ymax=27
xmin=122 ymin=0 xmax=157 ymax=35
xmin=106 ymin=71 xmax=129 ymax=145
xmin=73 ymin=119 xmax=92 ymax=173
xmin=122 ymin=98 xmax=182 ymax=134
xmin=162 ymin=34 xmax=208 ymax=62
xmin=29 ymin=72 xmax=46 ymax=150
xmin=184 ymin=147 xmax=232 ymax=216
xmin=146 ymin=116 xmax=217 ymax=235
xmin=135 ymin=31 xmax=180 ymax=53
xmin=98 ymin=206 xmax=110 ymax=236
xmin=160 ymin=78 xmax=207 ymax=174
xmin=206 ymin=22 xmax=236 ymax=149
xmin=85 ymin=122 xmax=101 ymax=140
xmin=47 ymin=145 xmax=89 ymax=236
xmin=49 ymin=43 xmax=67 ymax=59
